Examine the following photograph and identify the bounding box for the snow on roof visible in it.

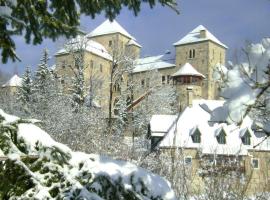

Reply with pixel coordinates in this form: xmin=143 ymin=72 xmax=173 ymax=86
xmin=87 ymin=19 xmax=135 ymax=40
xmin=173 ymin=25 xmax=228 ymax=49
xmin=151 ymin=99 xmax=270 ymax=155
xmin=2 ymin=74 xmax=22 ymax=87
xmin=127 ymin=39 xmax=142 ymax=48
xmin=172 ymin=63 xmax=205 ymax=78
xmin=150 ymin=115 xmax=178 ymax=137
xmin=133 ymin=55 xmax=175 ymax=73
xmin=55 ymin=35 xmax=112 ymax=61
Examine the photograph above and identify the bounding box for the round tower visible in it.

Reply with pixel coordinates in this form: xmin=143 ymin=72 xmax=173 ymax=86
xmin=172 ymin=63 xmax=205 ymax=110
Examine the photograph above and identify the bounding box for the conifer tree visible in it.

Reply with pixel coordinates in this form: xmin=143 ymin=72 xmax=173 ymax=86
xmin=17 ymin=66 xmax=32 ymax=110
xmin=34 ymin=49 xmax=51 ymax=94
xmin=71 ymin=56 xmax=86 ymax=111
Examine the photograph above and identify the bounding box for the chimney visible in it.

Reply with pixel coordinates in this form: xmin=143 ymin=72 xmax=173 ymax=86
xmin=187 ymin=86 xmax=193 ymax=107
xmin=200 ymin=29 xmax=206 ymax=38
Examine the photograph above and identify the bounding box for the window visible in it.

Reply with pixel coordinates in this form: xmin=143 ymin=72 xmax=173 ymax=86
xmin=141 ymin=79 xmax=145 ymax=88
xmin=90 ymin=60 xmax=94 ymax=69
xmin=241 ymin=130 xmax=251 ymax=145
xmin=189 ymin=49 xmax=196 ymax=59
xmin=100 ymin=64 xmax=103 ymax=72
xmin=109 ymin=40 xmax=112 ymax=47
xmin=61 ymin=79 xmax=65 ymax=84
xmin=191 ymin=129 xmax=201 ymax=143
xmin=216 ymin=130 xmax=226 ymax=144
xmin=184 ymin=156 xmax=192 ymax=165
xmin=189 ymin=50 xmax=192 ymax=58
xmin=167 ymin=75 xmax=170 ymax=84
xmin=251 ymin=158 xmax=259 ymax=169
xmin=162 ymin=76 xmax=166 ymax=84
xmin=151 ymin=136 xmax=163 ymax=150
xmin=62 ymin=61 xmax=66 ymax=68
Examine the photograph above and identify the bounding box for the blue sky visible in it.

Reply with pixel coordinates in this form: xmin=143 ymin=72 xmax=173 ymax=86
xmin=1 ymin=0 xmax=270 ymax=75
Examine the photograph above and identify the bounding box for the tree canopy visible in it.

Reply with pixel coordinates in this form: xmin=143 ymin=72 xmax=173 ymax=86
xmin=0 ymin=0 xmax=178 ymax=64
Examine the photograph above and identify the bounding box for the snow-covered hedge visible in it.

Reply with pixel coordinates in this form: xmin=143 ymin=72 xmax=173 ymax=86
xmin=0 ymin=109 xmax=176 ymax=200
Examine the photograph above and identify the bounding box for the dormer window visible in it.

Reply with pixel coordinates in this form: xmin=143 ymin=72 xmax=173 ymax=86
xmin=216 ymin=129 xmax=226 ymax=144
xmin=241 ymin=129 xmax=251 ymax=145
xmin=191 ymin=128 xmax=201 ymax=143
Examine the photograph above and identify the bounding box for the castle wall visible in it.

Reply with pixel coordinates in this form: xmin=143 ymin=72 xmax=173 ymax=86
xmin=160 ymin=148 xmax=270 ymax=196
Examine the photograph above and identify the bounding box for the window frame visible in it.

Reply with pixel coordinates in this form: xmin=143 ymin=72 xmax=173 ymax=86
xmin=251 ymin=158 xmax=259 ymax=169
xmin=184 ymin=156 xmax=192 ymax=166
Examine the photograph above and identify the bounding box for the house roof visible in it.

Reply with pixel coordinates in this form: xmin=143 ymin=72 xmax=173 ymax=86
xmin=172 ymin=63 xmax=205 ymax=78
xmin=87 ymin=19 xmax=135 ymax=40
xmin=133 ymin=55 xmax=175 ymax=73
xmin=55 ymin=36 xmax=112 ymax=61
xmin=173 ymin=25 xmax=228 ymax=49
xmin=150 ymin=99 xmax=270 ymax=155
xmin=2 ymin=74 xmax=22 ymax=87
xmin=150 ymin=115 xmax=178 ymax=137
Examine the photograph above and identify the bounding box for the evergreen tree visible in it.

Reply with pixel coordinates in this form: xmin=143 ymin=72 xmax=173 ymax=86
xmin=71 ymin=56 xmax=86 ymax=111
xmin=17 ymin=66 xmax=33 ymax=111
xmin=34 ymin=49 xmax=51 ymax=94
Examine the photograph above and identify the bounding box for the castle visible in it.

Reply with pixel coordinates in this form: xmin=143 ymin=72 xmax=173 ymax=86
xmin=54 ymin=20 xmax=227 ymax=112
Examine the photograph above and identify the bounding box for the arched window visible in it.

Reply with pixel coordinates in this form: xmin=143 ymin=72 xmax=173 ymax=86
xmin=193 ymin=49 xmax=195 ymax=58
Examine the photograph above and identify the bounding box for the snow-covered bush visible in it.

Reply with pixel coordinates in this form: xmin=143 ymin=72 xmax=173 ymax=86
xmin=213 ymin=38 xmax=270 ymax=133
xmin=0 ymin=109 xmax=176 ymax=200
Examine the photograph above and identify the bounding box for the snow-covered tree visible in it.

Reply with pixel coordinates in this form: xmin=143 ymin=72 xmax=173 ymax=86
xmin=0 ymin=109 xmax=177 ymax=200
xmin=17 ymin=66 xmax=33 ymax=111
xmin=34 ymin=49 xmax=52 ymax=95
xmin=213 ymin=38 xmax=270 ymax=135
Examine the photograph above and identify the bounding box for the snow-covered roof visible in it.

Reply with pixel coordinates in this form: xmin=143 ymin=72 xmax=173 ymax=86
xmin=55 ymin=36 xmax=112 ymax=61
xmin=173 ymin=25 xmax=228 ymax=49
xmin=2 ymin=74 xmax=22 ymax=87
xmin=172 ymin=63 xmax=205 ymax=78
xmin=150 ymin=99 xmax=270 ymax=155
xmin=87 ymin=19 xmax=135 ymax=40
xmin=127 ymin=39 xmax=142 ymax=48
xmin=150 ymin=115 xmax=178 ymax=137
xmin=133 ymin=55 xmax=175 ymax=73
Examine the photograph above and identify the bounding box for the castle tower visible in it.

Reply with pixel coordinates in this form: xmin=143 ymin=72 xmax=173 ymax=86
xmin=87 ymin=20 xmax=141 ymax=58
xmin=1 ymin=74 xmax=22 ymax=97
xmin=172 ymin=63 xmax=205 ymax=110
xmin=173 ymin=25 xmax=227 ymax=100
